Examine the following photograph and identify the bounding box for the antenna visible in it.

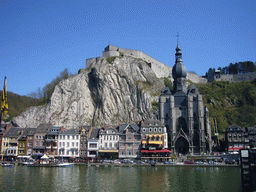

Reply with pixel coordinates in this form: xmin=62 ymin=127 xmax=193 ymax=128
xmin=177 ymin=33 xmax=179 ymax=44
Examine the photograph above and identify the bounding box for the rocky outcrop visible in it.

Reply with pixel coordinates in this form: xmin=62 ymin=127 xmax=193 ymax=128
xmin=13 ymin=56 xmax=164 ymax=128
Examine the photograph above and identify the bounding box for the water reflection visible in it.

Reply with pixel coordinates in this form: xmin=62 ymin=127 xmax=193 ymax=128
xmin=0 ymin=165 xmax=242 ymax=192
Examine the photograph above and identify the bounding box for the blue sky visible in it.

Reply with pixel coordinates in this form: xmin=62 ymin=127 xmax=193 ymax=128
xmin=1 ymin=0 xmax=256 ymax=96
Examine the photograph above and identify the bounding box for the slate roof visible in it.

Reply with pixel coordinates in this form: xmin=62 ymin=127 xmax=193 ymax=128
xmin=88 ymin=128 xmax=99 ymax=140
xmin=119 ymin=123 xmax=140 ymax=134
xmin=60 ymin=129 xmax=80 ymax=135
xmin=227 ymin=125 xmax=243 ymax=132
xmin=188 ymin=84 xmax=200 ymax=95
xmin=46 ymin=126 xmax=63 ymax=135
xmin=35 ymin=123 xmax=52 ymax=133
xmin=99 ymin=124 xmax=119 ymax=134
xmin=161 ymin=86 xmax=172 ymax=95
xmin=18 ymin=128 xmax=36 ymax=140
xmin=4 ymin=127 xmax=25 ymax=138
xmin=141 ymin=120 xmax=164 ymax=127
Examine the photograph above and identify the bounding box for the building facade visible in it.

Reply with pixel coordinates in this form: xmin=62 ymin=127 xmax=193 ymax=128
xmin=87 ymin=128 xmax=99 ymax=159
xmin=98 ymin=124 xmax=119 ymax=159
xmin=45 ymin=126 xmax=64 ymax=157
xmin=159 ymin=44 xmax=212 ymax=154
xmin=33 ymin=123 xmax=52 ymax=154
xmin=119 ymin=124 xmax=140 ymax=159
xmin=58 ymin=129 xmax=80 ymax=158
xmin=79 ymin=125 xmax=90 ymax=159
xmin=226 ymin=125 xmax=249 ymax=151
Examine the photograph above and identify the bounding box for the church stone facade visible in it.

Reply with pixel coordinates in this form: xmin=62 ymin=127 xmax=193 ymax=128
xmin=159 ymin=44 xmax=212 ymax=154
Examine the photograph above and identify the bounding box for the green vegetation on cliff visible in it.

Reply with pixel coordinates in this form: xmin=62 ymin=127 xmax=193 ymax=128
xmin=196 ymin=79 xmax=256 ymax=134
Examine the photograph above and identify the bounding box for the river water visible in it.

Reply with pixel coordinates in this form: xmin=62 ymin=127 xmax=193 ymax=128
xmin=0 ymin=165 xmax=242 ymax=192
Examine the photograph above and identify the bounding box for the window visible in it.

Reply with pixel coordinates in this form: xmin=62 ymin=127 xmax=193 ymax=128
xmin=23 ymin=143 xmax=25 ymax=147
xmin=59 ymin=142 xmax=62 ymax=147
xmin=76 ymin=142 xmax=78 ymax=147
xmin=68 ymin=135 xmax=70 ymax=139
xmin=143 ymin=134 xmax=146 ymax=139
xmin=105 ymin=143 xmax=107 ymax=148
xmin=35 ymin=141 xmax=38 ymax=146
xmin=159 ymin=128 xmax=162 ymax=132
xmin=154 ymin=128 xmax=157 ymax=132
xmin=72 ymin=142 xmax=74 ymax=147
xmin=40 ymin=141 xmax=44 ymax=146
xmin=67 ymin=142 xmax=69 ymax=147
xmin=28 ymin=142 xmax=32 ymax=147
xmin=89 ymin=143 xmax=97 ymax=148
xmin=73 ymin=136 xmax=75 ymax=140
xmin=109 ymin=143 xmax=112 ymax=148
xmin=149 ymin=128 xmax=152 ymax=132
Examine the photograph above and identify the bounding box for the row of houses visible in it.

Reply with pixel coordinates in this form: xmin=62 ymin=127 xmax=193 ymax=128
xmin=225 ymin=125 xmax=256 ymax=151
xmin=0 ymin=120 xmax=170 ymax=161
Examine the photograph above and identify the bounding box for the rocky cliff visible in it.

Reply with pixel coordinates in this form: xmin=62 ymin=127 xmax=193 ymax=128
xmin=13 ymin=56 xmax=164 ymax=128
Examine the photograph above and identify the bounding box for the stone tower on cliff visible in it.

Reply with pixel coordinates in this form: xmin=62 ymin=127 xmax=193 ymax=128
xmin=159 ymin=44 xmax=212 ymax=154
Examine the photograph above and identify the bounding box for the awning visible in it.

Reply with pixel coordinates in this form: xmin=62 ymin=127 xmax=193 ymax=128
xmin=228 ymin=147 xmax=244 ymax=151
xmin=17 ymin=156 xmax=31 ymax=158
xmin=41 ymin=154 xmax=49 ymax=159
xmin=141 ymin=149 xmax=172 ymax=153
xmin=99 ymin=150 xmax=119 ymax=153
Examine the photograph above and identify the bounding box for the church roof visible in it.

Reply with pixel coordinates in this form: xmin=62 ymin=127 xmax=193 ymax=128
xmin=188 ymin=84 xmax=200 ymax=95
xmin=161 ymin=86 xmax=172 ymax=95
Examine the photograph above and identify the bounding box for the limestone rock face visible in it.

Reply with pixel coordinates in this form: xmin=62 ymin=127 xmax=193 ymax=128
xmin=13 ymin=56 xmax=164 ymax=128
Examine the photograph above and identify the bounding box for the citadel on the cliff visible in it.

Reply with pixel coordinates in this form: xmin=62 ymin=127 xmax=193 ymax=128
xmin=87 ymin=45 xmax=256 ymax=83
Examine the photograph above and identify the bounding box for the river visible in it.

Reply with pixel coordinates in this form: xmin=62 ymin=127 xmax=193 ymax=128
xmin=0 ymin=165 xmax=242 ymax=192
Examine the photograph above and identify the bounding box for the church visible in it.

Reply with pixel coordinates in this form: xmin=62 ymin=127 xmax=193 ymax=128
xmin=159 ymin=44 xmax=212 ymax=154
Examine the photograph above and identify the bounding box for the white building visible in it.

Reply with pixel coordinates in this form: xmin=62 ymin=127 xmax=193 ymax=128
xmin=58 ymin=129 xmax=80 ymax=158
xmin=99 ymin=124 xmax=119 ymax=159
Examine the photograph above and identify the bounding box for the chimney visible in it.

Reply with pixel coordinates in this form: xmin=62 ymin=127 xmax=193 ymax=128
xmin=104 ymin=124 xmax=107 ymax=130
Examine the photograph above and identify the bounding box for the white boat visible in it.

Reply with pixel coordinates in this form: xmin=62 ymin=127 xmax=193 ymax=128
xmin=22 ymin=161 xmax=35 ymax=165
xmin=2 ymin=162 xmax=14 ymax=167
xmin=56 ymin=162 xmax=74 ymax=167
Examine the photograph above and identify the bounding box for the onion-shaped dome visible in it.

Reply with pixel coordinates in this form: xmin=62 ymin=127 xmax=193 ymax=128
xmin=172 ymin=44 xmax=187 ymax=79
xmin=172 ymin=62 xmax=187 ymax=79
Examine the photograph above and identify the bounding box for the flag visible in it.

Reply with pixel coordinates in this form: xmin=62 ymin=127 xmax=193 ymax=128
xmin=1 ymin=76 xmax=8 ymax=115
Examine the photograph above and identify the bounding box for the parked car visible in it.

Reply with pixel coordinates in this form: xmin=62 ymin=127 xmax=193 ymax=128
xmin=164 ymin=161 xmax=175 ymax=164
xmin=185 ymin=160 xmax=195 ymax=164
xmin=123 ymin=159 xmax=133 ymax=164
xmin=195 ymin=161 xmax=204 ymax=165
xmin=113 ymin=160 xmax=121 ymax=164
xmin=208 ymin=161 xmax=218 ymax=165
xmin=103 ymin=159 xmax=112 ymax=163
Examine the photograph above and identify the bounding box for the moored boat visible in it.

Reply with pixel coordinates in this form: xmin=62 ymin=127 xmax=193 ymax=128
xmin=2 ymin=162 xmax=14 ymax=167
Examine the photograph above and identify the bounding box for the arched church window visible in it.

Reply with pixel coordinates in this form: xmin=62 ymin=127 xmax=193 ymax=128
xmin=176 ymin=117 xmax=188 ymax=133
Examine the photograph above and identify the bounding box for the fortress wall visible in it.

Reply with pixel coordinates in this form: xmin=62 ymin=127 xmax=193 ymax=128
xmin=213 ymin=72 xmax=256 ymax=82
xmin=86 ymin=58 xmax=96 ymax=69
xmin=86 ymin=45 xmax=208 ymax=83
xmin=187 ymin=73 xmax=207 ymax=83
xmin=117 ymin=47 xmax=173 ymax=78
xmin=233 ymin=72 xmax=256 ymax=82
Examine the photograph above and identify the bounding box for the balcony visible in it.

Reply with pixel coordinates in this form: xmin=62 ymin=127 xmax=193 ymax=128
xmin=46 ymin=146 xmax=51 ymax=149
xmin=52 ymin=146 xmax=57 ymax=149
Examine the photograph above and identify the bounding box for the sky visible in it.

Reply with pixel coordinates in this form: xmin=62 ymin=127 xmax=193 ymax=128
xmin=1 ymin=0 xmax=256 ymax=96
